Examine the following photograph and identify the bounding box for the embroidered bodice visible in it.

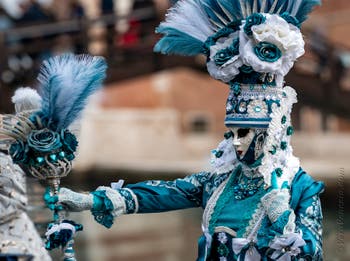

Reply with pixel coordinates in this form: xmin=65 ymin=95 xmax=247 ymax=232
xmin=214 ymin=176 xmax=266 ymax=238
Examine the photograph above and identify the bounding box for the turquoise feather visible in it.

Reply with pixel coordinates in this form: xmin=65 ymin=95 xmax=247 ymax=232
xmin=154 ymin=27 xmax=204 ymax=56
xmin=37 ymin=54 xmax=107 ymax=131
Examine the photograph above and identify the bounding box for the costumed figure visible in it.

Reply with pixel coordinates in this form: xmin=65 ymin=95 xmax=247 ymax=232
xmin=45 ymin=1 xmax=325 ymax=260
xmin=0 ymin=88 xmax=51 ymax=261
xmin=1 ymin=54 xmax=107 ymax=261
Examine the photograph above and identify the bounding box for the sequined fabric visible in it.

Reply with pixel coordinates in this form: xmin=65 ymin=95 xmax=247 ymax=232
xmin=0 ymin=153 xmax=51 ymax=260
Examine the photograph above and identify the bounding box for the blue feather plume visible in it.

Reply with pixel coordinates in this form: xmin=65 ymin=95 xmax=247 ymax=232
xmin=154 ymin=0 xmax=215 ymax=56
xmin=37 ymin=54 xmax=107 ymax=131
xmin=154 ymin=27 xmax=205 ymax=56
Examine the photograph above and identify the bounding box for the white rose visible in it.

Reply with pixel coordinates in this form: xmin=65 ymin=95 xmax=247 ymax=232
xmin=239 ymin=14 xmax=305 ymax=76
xmin=206 ymin=33 xmax=243 ymax=82
xmin=252 ymin=14 xmax=304 ymax=59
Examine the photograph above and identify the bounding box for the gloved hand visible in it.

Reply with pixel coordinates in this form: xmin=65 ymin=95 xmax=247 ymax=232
xmin=44 ymin=187 xmax=93 ymax=212
xmin=261 ymin=171 xmax=291 ymax=223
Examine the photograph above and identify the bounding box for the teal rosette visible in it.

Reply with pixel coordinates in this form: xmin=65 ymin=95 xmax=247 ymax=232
xmin=9 ymin=140 xmax=29 ymax=164
xmin=28 ymin=129 xmax=62 ymax=153
xmin=61 ymin=130 xmax=78 ymax=160
xmin=214 ymin=38 xmax=240 ymax=66
xmin=254 ymin=42 xmax=282 ymax=63
xmin=244 ymin=13 xmax=266 ymax=36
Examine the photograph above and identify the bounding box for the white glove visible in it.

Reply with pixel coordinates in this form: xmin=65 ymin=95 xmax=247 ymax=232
xmin=58 ymin=188 xmax=94 ymax=212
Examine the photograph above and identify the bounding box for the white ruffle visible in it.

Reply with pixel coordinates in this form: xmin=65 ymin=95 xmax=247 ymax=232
xmin=96 ymin=186 xmax=126 ymax=218
xmin=210 ymin=136 xmax=238 ymax=174
xmin=259 ymin=86 xmax=300 ymax=188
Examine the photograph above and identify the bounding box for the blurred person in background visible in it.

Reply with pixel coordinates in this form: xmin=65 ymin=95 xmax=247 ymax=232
xmin=14 ymin=0 xmax=53 ymax=25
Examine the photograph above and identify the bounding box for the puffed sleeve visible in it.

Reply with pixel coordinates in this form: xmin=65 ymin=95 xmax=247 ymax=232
xmin=90 ymin=172 xmax=211 ymax=228
xmin=290 ymin=169 xmax=325 ymax=260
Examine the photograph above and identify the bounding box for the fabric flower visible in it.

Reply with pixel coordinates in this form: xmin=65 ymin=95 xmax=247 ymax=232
xmin=214 ymin=41 xmax=239 ymax=66
xmin=9 ymin=140 xmax=29 ymax=164
xmin=207 ymin=33 xmax=243 ymax=82
xmin=239 ymin=14 xmax=304 ymax=76
xmin=61 ymin=129 xmax=78 ymax=154
xmin=28 ymin=129 xmax=62 ymax=153
xmin=218 ymin=232 xmax=228 ymax=244
xmin=254 ymin=42 xmax=282 ymax=63
xmin=244 ymin=13 xmax=266 ymax=36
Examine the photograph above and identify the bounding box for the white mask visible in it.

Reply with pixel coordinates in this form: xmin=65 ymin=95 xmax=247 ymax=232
xmin=230 ymin=128 xmax=267 ymax=161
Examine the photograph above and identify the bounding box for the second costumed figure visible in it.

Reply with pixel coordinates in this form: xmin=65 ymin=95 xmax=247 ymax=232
xmin=46 ymin=1 xmax=325 ymax=260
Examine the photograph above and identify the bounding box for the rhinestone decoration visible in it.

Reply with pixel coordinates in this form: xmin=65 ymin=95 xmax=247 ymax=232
xmin=237 ymin=100 xmax=248 ymax=113
xmin=254 ymin=106 xmax=262 ymax=112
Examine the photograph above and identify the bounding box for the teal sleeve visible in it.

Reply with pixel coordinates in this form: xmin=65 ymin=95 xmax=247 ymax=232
xmin=291 ymin=169 xmax=325 ymax=260
xmin=125 ymin=172 xmax=211 ymax=213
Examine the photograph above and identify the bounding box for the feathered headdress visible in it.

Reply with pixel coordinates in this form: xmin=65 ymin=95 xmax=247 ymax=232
xmin=155 ymin=0 xmax=321 ymax=57
xmin=0 ymin=54 xmax=107 ymax=179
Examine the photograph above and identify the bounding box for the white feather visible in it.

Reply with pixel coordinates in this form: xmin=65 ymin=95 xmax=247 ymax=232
xmin=240 ymin=0 xmax=247 ymax=17
xmin=269 ymin=0 xmax=279 ymax=13
xmin=209 ymin=18 xmax=223 ymax=31
xmin=290 ymin=0 xmax=303 ymax=16
xmin=276 ymin=4 xmax=284 ymax=14
xmin=217 ymin=1 xmax=234 ymax=21
xmin=212 ymin=9 xmax=230 ymax=26
xmin=160 ymin=0 xmax=215 ymax=42
xmin=253 ymin=0 xmax=258 ymax=13
xmin=260 ymin=0 xmax=267 ymax=12
xmin=246 ymin=1 xmax=252 ymax=16
xmin=12 ymin=87 xmax=42 ymax=113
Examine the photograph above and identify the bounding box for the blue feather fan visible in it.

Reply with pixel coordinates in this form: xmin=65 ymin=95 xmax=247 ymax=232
xmin=37 ymin=54 xmax=107 ymax=131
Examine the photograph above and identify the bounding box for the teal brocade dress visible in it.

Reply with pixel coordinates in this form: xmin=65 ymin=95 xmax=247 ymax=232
xmin=99 ymin=167 xmax=324 ymax=261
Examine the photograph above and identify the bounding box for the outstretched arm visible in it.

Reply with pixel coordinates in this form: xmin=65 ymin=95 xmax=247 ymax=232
xmin=46 ymin=172 xmax=211 ymax=228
